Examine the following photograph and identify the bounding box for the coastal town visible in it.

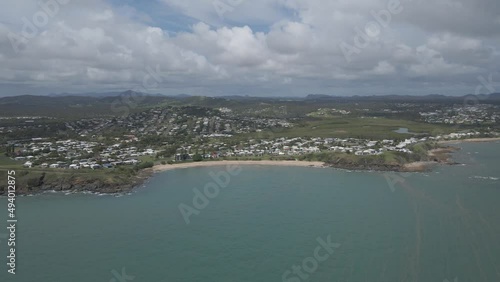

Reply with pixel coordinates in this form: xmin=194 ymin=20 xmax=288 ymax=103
xmin=5 ymin=131 xmax=494 ymax=170
xmin=419 ymin=104 xmax=499 ymax=125
xmin=2 ymin=104 xmax=498 ymax=170
xmin=1 ymin=93 xmax=499 ymax=195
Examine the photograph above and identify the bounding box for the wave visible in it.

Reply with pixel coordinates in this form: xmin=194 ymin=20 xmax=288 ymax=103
xmin=470 ymin=176 xmax=499 ymax=181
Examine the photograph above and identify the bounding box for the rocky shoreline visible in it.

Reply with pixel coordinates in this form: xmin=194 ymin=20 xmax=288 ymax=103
xmin=322 ymin=146 xmax=460 ymax=173
xmin=0 ymin=169 xmax=153 ymax=196
xmin=0 ymin=146 xmax=462 ymax=196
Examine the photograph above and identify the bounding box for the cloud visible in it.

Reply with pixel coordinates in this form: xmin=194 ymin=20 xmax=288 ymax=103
xmin=0 ymin=0 xmax=499 ymax=96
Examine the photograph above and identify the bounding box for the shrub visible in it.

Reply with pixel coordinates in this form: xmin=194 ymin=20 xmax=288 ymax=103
xmin=192 ymin=154 xmax=203 ymax=162
xmin=136 ymin=161 xmax=154 ymax=170
xmin=26 ymin=176 xmax=42 ymax=187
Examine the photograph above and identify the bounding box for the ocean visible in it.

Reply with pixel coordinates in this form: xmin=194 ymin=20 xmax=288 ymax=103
xmin=0 ymin=142 xmax=499 ymax=282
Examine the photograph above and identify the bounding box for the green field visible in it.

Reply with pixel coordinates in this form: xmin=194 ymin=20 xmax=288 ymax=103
xmin=0 ymin=155 xmax=21 ymax=167
xmin=248 ymin=117 xmax=456 ymax=140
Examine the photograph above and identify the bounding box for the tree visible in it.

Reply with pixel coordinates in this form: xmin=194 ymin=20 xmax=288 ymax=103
xmin=192 ymin=154 xmax=203 ymax=162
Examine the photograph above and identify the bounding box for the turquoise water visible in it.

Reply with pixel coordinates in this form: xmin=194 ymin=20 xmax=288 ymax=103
xmin=394 ymin=127 xmax=410 ymax=134
xmin=394 ymin=128 xmax=416 ymax=135
xmin=1 ymin=142 xmax=499 ymax=282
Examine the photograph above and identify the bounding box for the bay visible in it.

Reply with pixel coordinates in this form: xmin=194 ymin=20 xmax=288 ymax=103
xmin=0 ymin=142 xmax=499 ymax=282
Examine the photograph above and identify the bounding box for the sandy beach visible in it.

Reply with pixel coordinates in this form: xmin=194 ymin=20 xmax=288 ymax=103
xmin=152 ymin=160 xmax=326 ymax=172
xmin=438 ymin=137 xmax=500 ymax=144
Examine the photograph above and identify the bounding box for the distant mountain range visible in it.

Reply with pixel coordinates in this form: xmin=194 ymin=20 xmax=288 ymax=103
xmin=47 ymin=91 xmax=191 ymax=99
xmin=38 ymin=90 xmax=500 ymax=102
xmin=1 ymin=91 xmax=499 ymax=118
xmin=303 ymin=93 xmax=500 ymax=103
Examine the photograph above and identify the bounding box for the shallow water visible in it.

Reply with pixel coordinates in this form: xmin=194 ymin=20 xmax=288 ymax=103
xmin=0 ymin=142 xmax=499 ymax=282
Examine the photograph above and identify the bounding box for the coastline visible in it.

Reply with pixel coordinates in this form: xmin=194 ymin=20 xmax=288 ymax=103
xmin=152 ymin=160 xmax=326 ymax=172
xmin=152 ymin=158 xmax=444 ymax=174
xmin=8 ymin=140 xmax=498 ymax=196
xmin=402 ymin=161 xmax=439 ymax=172
xmin=438 ymin=137 xmax=500 ymax=145
xmin=152 ymin=143 xmax=468 ymax=174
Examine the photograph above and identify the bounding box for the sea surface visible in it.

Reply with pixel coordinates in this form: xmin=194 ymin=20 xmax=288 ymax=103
xmin=1 ymin=142 xmax=499 ymax=282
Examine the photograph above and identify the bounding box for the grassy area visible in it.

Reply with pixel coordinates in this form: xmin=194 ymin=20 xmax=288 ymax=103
xmin=0 ymin=165 xmax=144 ymax=194
xmin=296 ymin=151 xmax=416 ymax=167
xmin=0 ymin=151 xmax=150 ymax=194
xmin=0 ymin=155 xmax=22 ymax=167
xmin=247 ymin=117 xmax=455 ymax=140
xmin=293 ymin=142 xmax=441 ymax=168
xmin=139 ymin=155 xmax=156 ymax=164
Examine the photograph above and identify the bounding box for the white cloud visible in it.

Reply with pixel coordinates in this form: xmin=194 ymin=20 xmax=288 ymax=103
xmin=368 ymin=61 xmax=396 ymax=75
xmin=0 ymin=0 xmax=499 ymax=96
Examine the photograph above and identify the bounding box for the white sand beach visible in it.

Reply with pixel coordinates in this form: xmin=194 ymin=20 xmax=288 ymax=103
xmin=438 ymin=137 xmax=500 ymax=144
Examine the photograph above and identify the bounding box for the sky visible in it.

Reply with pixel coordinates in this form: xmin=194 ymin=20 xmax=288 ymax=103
xmin=0 ymin=0 xmax=499 ymax=97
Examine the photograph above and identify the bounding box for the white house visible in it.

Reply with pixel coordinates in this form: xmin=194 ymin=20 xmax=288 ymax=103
xmin=90 ymin=164 xmax=101 ymax=170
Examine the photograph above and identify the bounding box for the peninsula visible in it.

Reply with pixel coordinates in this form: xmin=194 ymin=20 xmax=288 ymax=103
xmin=1 ymin=93 xmax=499 ymax=195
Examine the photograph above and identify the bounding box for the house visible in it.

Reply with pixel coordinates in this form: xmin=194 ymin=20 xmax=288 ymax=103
xmin=396 ymin=142 xmax=407 ymax=149
xmin=49 ymin=164 xmax=60 ymax=169
xmin=364 ymin=149 xmax=377 ymax=155
xmin=23 ymin=161 xmax=33 ymax=168
xmin=102 ymin=163 xmax=113 ymax=169
xmin=90 ymin=164 xmax=102 ymax=170
xmin=69 ymin=164 xmax=79 ymax=169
